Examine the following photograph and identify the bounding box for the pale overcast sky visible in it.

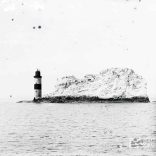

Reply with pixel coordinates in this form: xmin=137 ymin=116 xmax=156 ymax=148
xmin=0 ymin=0 xmax=156 ymax=101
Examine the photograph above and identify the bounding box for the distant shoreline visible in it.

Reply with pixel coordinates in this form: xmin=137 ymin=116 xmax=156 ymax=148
xmin=18 ymin=96 xmax=150 ymax=103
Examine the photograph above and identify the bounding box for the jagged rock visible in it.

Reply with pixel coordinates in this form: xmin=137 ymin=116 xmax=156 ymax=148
xmin=50 ymin=68 xmax=148 ymax=101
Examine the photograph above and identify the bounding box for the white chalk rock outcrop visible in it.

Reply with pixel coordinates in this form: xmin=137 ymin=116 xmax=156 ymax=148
xmin=51 ymin=68 xmax=148 ymax=99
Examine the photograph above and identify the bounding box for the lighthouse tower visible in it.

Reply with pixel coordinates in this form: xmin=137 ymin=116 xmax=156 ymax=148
xmin=34 ymin=69 xmax=42 ymax=99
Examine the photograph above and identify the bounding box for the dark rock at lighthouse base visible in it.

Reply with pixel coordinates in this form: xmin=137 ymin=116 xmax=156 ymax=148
xmin=32 ymin=95 xmax=150 ymax=103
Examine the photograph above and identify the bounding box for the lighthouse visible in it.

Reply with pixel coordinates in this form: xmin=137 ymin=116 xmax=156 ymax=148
xmin=34 ymin=69 xmax=42 ymax=99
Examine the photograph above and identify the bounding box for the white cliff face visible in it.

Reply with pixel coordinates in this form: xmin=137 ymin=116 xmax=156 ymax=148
xmin=51 ymin=68 xmax=148 ymax=99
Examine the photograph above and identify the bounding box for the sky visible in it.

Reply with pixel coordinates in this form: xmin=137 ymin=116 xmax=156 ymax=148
xmin=0 ymin=0 xmax=156 ymax=101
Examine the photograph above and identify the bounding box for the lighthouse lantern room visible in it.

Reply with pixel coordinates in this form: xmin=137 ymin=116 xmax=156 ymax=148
xmin=34 ymin=69 xmax=42 ymax=99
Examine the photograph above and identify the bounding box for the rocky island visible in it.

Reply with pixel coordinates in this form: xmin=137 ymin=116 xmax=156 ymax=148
xmin=32 ymin=68 xmax=149 ymax=103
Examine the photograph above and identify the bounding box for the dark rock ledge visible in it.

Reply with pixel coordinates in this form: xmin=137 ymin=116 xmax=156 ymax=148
xmin=18 ymin=96 xmax=150 ymax=103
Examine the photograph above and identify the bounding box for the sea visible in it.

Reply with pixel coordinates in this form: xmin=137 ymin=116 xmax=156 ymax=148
xmin=0 ymin=102 xmax=155 ymax=156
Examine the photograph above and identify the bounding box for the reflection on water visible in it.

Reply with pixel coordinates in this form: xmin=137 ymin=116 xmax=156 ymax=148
xmin=0 ymin=102 xmax=155 ymax=155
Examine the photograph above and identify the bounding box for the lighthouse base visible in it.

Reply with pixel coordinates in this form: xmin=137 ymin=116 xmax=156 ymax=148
xmin=34 ymin=89 xmax=42 ymax=99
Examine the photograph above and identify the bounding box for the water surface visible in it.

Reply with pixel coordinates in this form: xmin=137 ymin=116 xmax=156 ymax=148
xmin=0 ymin=102 xmax=155 ymax=155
